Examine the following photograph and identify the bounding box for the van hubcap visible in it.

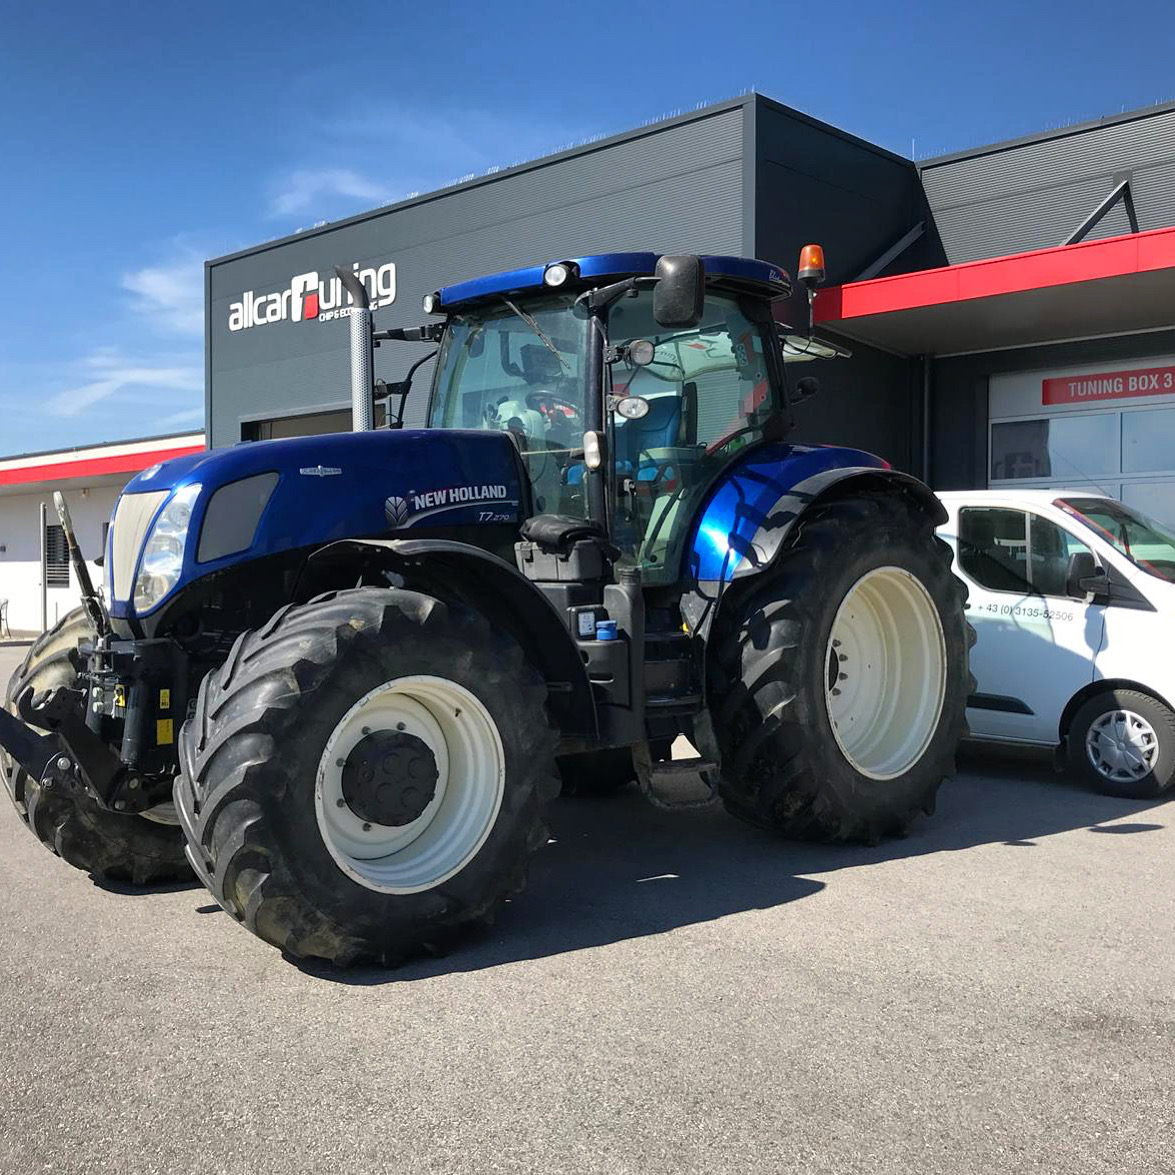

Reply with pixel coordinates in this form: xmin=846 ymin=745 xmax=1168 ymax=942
xmin=1086 ymin=710 xmax=1158 ymax=782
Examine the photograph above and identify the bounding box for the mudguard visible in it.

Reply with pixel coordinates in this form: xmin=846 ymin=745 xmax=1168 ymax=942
xmin=683 ymin=444 xmax=946 ymax=639
xmin=302 ymin=537 xmax=597 ymax=737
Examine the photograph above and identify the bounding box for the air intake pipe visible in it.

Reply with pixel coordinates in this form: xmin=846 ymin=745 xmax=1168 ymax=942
xmin=334 ymin=266 xmax=374 ymax=431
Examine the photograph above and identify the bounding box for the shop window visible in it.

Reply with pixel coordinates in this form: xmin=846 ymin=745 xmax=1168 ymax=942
xmin=959 ymin=508 xmax=1090 ymax=597
xmin=1120 ymin=481 xmax=1175 ymax=532
xmin=241 ymin=405 xmax=385 ymax=441
xmin=44 ymin=523 xmax=70 ymax=587
xmin=991 ymin=415 xmax=1117 ymax=481
xmin=1122 ymin=408 xmax=1175 ymax=474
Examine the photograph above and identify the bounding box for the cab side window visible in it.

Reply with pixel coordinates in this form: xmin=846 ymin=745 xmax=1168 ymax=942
xmin=959 ymin=508 xmax=1092 ymax=597
xmin=959 ymin=508 xmax=1030 ymax=593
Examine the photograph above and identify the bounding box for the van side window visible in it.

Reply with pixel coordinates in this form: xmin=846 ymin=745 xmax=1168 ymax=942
xmin=1028 ymin=514 xmax=1093 ymax=597
xmin=959 ymin=508 xmax=1092 ymax=597
xmin=959 ymin=508 xmax=1030 ymax=593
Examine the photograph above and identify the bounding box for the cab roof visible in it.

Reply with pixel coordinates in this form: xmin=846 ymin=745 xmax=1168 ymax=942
xmin=437 ymin=253 xmax=790 ymax=310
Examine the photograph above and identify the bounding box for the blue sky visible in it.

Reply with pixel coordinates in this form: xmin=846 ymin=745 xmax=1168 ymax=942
xmin=2 ymin=0 xmax=1174 ymax=456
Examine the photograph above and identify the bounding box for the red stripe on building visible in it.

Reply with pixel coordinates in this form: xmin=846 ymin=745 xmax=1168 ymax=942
xmin=814 ymin=223 xmax=1175 ymax=324
xmin=0 ymin=444 xmax=204 ymax=488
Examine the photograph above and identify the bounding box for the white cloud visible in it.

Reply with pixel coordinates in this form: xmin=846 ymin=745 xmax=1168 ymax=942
xmin=269 ymin=167 xmax=391 ymax=219
xmin=264 ymin=104 xmax=592 ymax=226
xmin=121 ymin=247 xmax=205 ymax=336
xmin=45 ymin=350 xmax=202 ymax=419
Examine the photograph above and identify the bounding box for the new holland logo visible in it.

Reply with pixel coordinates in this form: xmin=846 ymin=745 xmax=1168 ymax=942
xmin=385 ymin=484 xmax=515 ymax=528
xmin=228 ymin=261 xmax=396 ymax=332
xmin=385 ymin=496 xmax=410 ymax=526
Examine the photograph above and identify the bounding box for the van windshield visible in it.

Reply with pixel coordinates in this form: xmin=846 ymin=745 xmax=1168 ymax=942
xmin=1057 ymin=497 xmax=1175 ymax=582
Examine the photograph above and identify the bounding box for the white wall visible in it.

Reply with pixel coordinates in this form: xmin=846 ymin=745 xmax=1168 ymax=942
xmin=0 ymin=486 xmax=122 ymax=633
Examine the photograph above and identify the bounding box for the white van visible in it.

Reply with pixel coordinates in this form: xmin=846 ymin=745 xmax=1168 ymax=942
xmin=936 ymin=490 xmax=1175 ymax=799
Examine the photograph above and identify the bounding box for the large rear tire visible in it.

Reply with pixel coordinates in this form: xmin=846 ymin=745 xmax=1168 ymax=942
xmin=709 ymin=493 xmax=970 ymax=842
xmin=2 ymin=607 xmax=190 ymax=884
xmin=175 ymin=587 xmax=560 ymax=966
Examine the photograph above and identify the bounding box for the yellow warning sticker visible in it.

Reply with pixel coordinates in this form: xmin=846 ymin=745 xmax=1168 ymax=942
xmin=159 ymin=688 xmax=171 ymax=710
xmin=156 ymin=719 xmax=174 ymax=745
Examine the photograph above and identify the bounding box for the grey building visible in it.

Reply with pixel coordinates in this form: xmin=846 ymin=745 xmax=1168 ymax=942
xmin=205 ymin=93 xmax=1175 ymax=523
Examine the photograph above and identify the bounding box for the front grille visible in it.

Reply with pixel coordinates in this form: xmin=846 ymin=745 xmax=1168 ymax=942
xmin=108 ymin=491 xmax=168 ymax=601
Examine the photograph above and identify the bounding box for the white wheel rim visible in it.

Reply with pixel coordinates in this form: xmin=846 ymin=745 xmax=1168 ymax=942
xmin=824 ymin=566 xmax=947 ymax=780
xmin=315 ymin=675 xmax=505 ymax=894
xmin=1085 ymin=709 xmax=1158 ymax=783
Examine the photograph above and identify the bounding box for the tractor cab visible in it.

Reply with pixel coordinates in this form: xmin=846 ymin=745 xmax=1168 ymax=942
xmin=419 ymin=253 xmax=820 ymax=585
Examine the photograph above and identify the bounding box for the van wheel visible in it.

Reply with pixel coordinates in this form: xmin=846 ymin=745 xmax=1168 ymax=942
xmin=1068 ymin=689 xmax=1175 ymax=799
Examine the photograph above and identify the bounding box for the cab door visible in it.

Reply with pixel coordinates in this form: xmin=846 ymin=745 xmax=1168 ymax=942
xmin=953 ymin=504 xmax=1106 ymax=744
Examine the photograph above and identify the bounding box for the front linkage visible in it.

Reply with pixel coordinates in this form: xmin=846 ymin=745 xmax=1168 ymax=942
xmin=1 ymin=628 xmax=185 ymax=818
xmin=1 ymin=493 xmax=185 ymax=819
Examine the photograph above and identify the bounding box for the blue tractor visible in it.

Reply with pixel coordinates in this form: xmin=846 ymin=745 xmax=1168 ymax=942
xmin=1 ymin=250 xmax=969 ymax=965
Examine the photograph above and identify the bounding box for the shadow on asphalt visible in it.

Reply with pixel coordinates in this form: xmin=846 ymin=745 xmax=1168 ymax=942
xmin=93 ymin=876 xmax=203 ymax=898
xmin=290 ymin=746 xmax=1169 ymax=986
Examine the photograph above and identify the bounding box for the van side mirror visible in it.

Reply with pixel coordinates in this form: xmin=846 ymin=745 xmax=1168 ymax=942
xmin=1066 ymin=550 xmax=1107 ymax=599
xmin=653 ymin=255 xmax=705 ymax=328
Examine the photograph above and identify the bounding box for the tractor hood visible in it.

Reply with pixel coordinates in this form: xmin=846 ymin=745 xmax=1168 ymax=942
xmin=107 ymin=429 xmax=524 ymax=620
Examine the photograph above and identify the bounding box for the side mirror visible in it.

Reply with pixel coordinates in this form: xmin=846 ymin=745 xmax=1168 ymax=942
xmin=1066 ymin=550 xmax=1107 ymax=599
xmin=653 ymin=255 xmax=705 ymax=328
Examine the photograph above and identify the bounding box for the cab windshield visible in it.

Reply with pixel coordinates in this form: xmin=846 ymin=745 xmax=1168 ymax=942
xmin=429 ymin=295 xmax=590 ymax=518
xmin=428 ymin=287 xmax=781 ymax=585
xmin=1058 ymin=497 xmax=1175 ymax=582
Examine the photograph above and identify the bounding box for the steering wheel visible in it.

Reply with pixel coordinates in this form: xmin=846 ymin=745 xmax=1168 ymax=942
xmin=526 ymin=391 xmax=580 ymax=422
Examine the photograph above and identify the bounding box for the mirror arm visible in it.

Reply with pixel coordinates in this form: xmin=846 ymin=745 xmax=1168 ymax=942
xmin=581 ymin=275 xmax=655 ymax=313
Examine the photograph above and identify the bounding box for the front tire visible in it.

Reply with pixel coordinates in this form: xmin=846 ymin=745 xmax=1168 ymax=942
xmin=709 ymin=493 xmax=970 ymax=842
xmin=175 ymin=587 xmax=560 ymax=966
xmin=2 ymin=607 xmax=190 ymax=884
xmin=1068 ymin=689 xmax=1175 ymax=799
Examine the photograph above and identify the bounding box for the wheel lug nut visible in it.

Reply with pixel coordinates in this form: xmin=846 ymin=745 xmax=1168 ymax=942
xmin=362 ymin=822 xmax=372 ymax=831
xmin=336 ymin=798 xmax=345 ymax=807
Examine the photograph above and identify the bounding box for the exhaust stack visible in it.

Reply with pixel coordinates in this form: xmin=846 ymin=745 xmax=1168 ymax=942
xmin=334 ymin=266 xmax=374 ymax=431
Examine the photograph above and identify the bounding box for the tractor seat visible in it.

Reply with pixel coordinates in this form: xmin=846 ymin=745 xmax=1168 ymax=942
xmin=612 ymin=395 xmax=683 ymax=470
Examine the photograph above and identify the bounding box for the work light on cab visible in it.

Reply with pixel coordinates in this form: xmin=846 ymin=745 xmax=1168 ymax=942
xmin=543 ymin=262 xmax=577 ymax=287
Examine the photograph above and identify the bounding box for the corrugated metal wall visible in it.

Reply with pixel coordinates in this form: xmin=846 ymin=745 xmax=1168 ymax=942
xmin=752 ymin=98 xmax=926 ymax=471
xmin=921 ymin=105 xmax=1175 ymax=264
xmin=207 ymin=107 xmax=745 ymax=447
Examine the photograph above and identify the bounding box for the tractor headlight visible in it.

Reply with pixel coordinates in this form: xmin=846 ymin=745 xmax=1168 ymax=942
xmin=134 ymin=484 xmax=200 ymax=613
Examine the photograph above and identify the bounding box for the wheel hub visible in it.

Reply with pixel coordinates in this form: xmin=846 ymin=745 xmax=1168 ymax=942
xmin=823 ymin=565 xmax=947 ymax=780
xmin=341 ymin=731 xmax=439 ymax=827
xmin=1086 ymin=710 xmax=1158 ymax=782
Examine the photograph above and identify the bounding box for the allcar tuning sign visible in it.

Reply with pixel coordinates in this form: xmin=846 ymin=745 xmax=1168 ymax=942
xmin=228 ymin=262 xmax=397 ymax=332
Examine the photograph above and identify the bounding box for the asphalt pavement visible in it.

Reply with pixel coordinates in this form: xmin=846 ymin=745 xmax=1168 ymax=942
xmin=0 ymin=644 xmax=1172 ymax=1174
